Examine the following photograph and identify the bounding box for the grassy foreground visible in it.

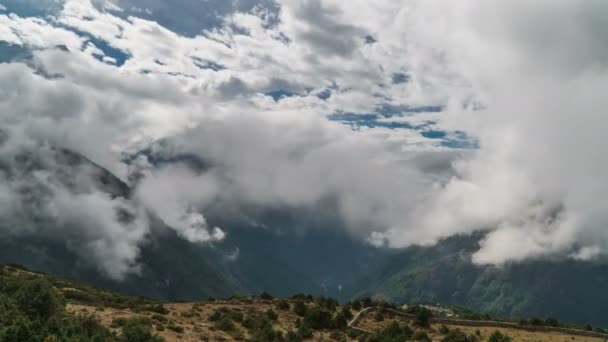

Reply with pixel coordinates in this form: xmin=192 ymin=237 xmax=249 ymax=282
xmin=1 ymin=264 xmax=606 ymax=341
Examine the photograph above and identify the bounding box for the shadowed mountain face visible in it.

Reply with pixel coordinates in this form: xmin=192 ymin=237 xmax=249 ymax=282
xmin=362 ymin=234 xmax=608 ymax=327
xmin=0 ymin=144 xmax=383 ymax=300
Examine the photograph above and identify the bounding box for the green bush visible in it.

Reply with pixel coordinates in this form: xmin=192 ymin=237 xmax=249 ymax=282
xmin=215 ymin=317 xmax=236 ymax=332
xmin=276 ymin=299 xmax=290 ymax=311
xmin=408 ymin=306 xmax=432 ymax=328
xmin=412 ymin=330 xmax=430 ymax=342
xmin=146 ymin=304 xmax=169 ymax=315
xmin=293 ymin=301 xmax=307 ymax=317
xmin=13 ymin=278 xmax=64 ymax=321
xmin=441 ymin=329 xmax=478 ymax=342
xmin=260 ymin=292 xmax=274 ymax=300
xmin=120 ymin=322 xmax=163 ymax=342
xmin=487 ymin=331 xmax=511 ymax=342
xmin=365 ymin=321 xmax=413 ymax=342
xmin=266 ymin=309 xmax=278 ymax=321
xmin=340 ymin=305 xmax=353 ymax=320
xmin=304 ymin=307 xmax=333 ymax=330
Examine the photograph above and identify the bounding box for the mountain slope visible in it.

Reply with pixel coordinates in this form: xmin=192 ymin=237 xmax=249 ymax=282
xmin=363 ymin=234 xmax=608 ymax=326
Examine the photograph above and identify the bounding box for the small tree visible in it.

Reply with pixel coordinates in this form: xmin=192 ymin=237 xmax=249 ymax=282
xmin=340 ymin=305 xmax=353 ymax=320
xmin=413 ymin=307 xmax=432 ymax=328
xmin=13 ymin=278 xmax=64 ymax=321
xmin=304 ymin=307 xmax=333 ymax=330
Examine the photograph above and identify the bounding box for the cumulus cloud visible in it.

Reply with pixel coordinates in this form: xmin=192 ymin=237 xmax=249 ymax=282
xmin=1 ymin=0 xmax=608 ymax=278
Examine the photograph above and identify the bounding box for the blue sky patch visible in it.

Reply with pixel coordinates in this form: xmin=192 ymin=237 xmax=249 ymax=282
xmin=265 ymin=89 xmax=299 ymax=102
xmin=391 ymin=72 xmax=409 ymax=84
xmin=191 ymin=57 xmax=225 ymax=71
xmin=327 ymin=112 xmax=413 ymax=130
xmin=0 ymin=42 xmax=32 ymax=63
xmin=0 ymin=0 xmax=63 ymax=18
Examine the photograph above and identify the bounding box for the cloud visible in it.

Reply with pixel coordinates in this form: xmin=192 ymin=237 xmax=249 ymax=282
xmin=2 ymin=0 xmax=608 ymax=277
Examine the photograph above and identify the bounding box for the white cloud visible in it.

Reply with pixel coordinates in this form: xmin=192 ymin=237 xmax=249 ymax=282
xmin=2 ymin=0 xmax=608 ymax=277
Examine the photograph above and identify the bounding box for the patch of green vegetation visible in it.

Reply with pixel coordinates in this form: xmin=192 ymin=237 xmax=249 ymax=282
xmin=487 ymin=331 xmax=511 ymax=342
xmin=364 ymin=321 xmax=413 ymax=342
xmin=293 ymin=301 xmax=308 ymax=317
xmin=0 ymin=270 xmax=120 ymax=341
xmin=276 ymin=299 xmax=290 ymax=311
xmin=441 ymin=329 xmax=479 ymax=342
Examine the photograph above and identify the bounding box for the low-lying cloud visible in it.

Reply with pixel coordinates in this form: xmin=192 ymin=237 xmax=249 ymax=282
xmin=1 ymin=0 xmax=607 ymax=279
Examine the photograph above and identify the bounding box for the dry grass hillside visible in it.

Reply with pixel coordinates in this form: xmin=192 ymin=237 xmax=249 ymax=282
xmin=3 ymin=264 xmax=608 ymax=342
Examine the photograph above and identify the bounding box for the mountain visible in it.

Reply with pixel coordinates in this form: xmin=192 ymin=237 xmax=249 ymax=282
xmin=0 ymin=144 xmax=380 ymax=300
xmin=4 ymin=143 xmax=608 ymax=328
xmin=361 ymin=234 xmax=608 ymax=327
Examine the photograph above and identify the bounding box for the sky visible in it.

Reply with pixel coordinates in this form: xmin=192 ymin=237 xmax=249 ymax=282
xmin=1 ymin=0 xmax=608 ymax=278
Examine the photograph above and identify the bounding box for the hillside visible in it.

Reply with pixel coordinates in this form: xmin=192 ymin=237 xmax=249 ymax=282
xmin=2 ymin=264 xmax=607 ymax=342
xmin=361 ymin=234 xmax=608 ymax=327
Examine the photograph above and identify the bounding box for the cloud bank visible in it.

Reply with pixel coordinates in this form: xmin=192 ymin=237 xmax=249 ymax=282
xmin=0 ymin=0 xmax=607 ymax=277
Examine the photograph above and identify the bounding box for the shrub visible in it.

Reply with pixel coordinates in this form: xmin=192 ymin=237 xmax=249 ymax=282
xmin=120 ymin=322 xmax=163 ymax=342
xmin=332 ymin=312 xmax=347 ymax=330
xmin=215 ymin=317 xmax=236 ymax=332
xmin=441 ymin=329 xmax=478 ymax=342
xmin=167 ymin=323 xmax=184 ymax=333
xmin=13 ymin=278 xmax=64 ymax=321
xmin=293 ymin=301 xmax=307 ymax=317
xmin=487 ymin=331 xmax=511 ymax=342
xmin=373 ymin=311 xmax=384 ymax=322
xmin=285 ymin=330 xmax=303 ymax=342
xmin=329 ymin=330 xmax=344 ymax=340
xmin=297 ymin=323 xmax=313 ymax=338
xmin=351 ymin=300 xmax=362 ymax=311
xmin=544 ymin=318 xmax=560 ymax=327
xmin=411 ymin=330 xmax=430 ymax=342
xmin=365 ymin=321 xmax=413 ymax=342
xmin=340 ymin=305 xmax=353 ymax=320
xmin=408 ymin=306 xmax=432 ymax=328
xmin=276 ymin=299 xmax=290 ymax=311
xmin=304 ymin=307 xmax=333 ymax=330
xmin=152 ymin=314 xmax=168 ymax=323
xmin=439 ymin=325 xmax=450 ymax=334
xmin=266 ymin=309 xmax=278 ymax=321
xmin=146 ymin=304 xmax=169 ymax=315
xmin=260 ymin=292 xmax=274 ymax=300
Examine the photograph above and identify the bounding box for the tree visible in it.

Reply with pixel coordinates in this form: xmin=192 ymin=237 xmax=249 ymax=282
xmin=304 ymin=307 xmax=333 ymax=330
xmin=340 ymin=305 xmax=353 ymax=320
xmin=412 ymin=307 xmax=432 ymax=328
xmin=13 ymin=278 xmax=64 ymax=321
